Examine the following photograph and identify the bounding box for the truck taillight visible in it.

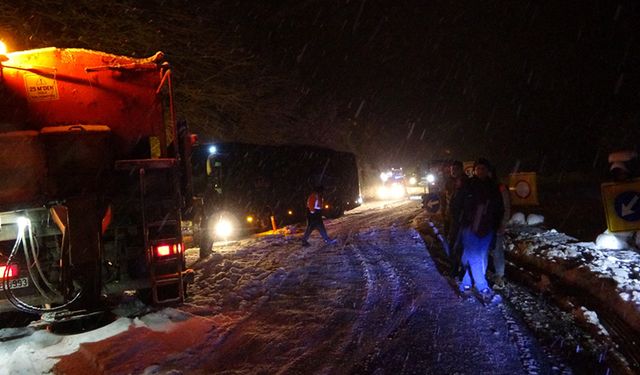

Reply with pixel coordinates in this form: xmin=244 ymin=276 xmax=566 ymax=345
xmin=0 ymin=264 xmax=18 ymax=279
xmin=153 ymin=243 xmax=182 ymax=258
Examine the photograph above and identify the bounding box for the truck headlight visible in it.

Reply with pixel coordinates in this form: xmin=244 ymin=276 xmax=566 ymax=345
xmin=214 ymin=218 xmax=233 ymax=238
xmin=426 ymin=174 xmax=435 ymax=184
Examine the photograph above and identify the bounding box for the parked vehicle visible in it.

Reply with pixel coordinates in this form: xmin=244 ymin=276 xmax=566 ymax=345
xmin=191 ymin=142 xmax=361 ymax=241
xmin=0 ymin=46 xmax=194 ymax=316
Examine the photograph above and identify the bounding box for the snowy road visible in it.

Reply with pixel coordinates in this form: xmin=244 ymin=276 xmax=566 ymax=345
xmin=167 ymin=200 xmax=561 ymax=374
xmin=5 ymin=200 xmax=573 ymax=374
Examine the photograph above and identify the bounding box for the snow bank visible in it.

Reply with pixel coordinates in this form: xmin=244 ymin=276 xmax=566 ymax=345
xmin=506 ymin=226 xmax=640 ymax=333
xmin=510 ymin=212 xmax=527 ymax=225
xmin=526 ymin=214 xmax=544 ymax=226
xmin=509 ymin=212 xmax=544 ymax=226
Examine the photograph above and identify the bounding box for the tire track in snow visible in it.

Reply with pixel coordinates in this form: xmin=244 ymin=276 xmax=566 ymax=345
xmin=182 ymin=201 xmax=426 ymax=373
xmin=326 ymin=225 xmax=426 ymax=372
xmin=274 ymin=206 xmax=421 ymax=373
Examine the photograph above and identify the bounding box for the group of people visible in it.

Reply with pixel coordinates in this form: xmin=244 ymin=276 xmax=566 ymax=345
xmin=302 ymin=157 xmax=511 ymax=298
xmin=443 ymin=158 xmax=510 ymax=296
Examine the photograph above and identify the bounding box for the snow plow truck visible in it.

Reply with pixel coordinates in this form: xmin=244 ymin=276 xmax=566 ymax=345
xmin=0 ymin=46 xmax=194 ymax=318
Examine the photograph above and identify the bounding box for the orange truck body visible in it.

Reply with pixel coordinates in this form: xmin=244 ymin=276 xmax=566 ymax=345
xmin=0 ymin=47 xmax=190 ymax=315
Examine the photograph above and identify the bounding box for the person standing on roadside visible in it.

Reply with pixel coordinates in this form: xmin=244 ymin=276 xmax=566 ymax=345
xmin=302 ymin=186 xmax=337 ymax=246
xmin=458 ymin=158 xmax=504 ymax=296
xmin=488 ymin=167 xmax=510 ymax=289
xmin=445 ymin=160 xmax=468 ymax=279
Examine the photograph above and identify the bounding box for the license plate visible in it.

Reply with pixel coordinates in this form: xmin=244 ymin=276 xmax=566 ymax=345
xmin=0 ymin=277 xmax=29 ymax=291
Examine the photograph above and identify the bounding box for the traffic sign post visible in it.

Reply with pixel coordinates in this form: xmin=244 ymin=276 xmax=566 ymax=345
xmin=601 ymin=180 xmax=640 ymax=232
xmin=463 ymin=161 xmax=475 ymax=178
xmin=509 ymin=172 xmax=539 ymax=206
xmin=422 ymin=193 xmax=442 ymax=216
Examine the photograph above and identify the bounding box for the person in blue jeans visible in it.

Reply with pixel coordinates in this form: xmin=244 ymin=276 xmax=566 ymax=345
xmin=458 ymin=158 xmax=504 ymax=296
xmin=460 ymin=227 xmax=494 ymax=292
xmin=489 ymin=178 xmax=511 ymax=289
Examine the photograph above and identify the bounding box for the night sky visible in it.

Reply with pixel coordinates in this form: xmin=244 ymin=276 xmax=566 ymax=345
xmin=2 ymin=1 xmax=639 ymax=175
xmin=218 ymin=0 xmax=640 ymax=174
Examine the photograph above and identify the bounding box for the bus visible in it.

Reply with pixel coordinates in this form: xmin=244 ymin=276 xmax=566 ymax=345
xmin=191 ymin=142 xmax=361 ymax=243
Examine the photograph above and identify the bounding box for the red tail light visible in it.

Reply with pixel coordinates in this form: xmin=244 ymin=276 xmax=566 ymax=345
xmin=0 ymin=264 xmax=18 ymax=279
xmin=189 ymin=134 xmax=199 ymax=146
xmin=153 ymin=243 xmax=183 ymax=258
xmin=156 ymin=245 xmax=171 ymax=257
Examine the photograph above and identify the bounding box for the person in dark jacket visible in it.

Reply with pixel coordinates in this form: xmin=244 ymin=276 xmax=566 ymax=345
xmin=301 ymin=186 xmax=337 ymax=246
xmin=199 ymin=180 xmax=221 ymax=258
xmin=445 ymin=160 xmax=469 ymax=279
xmin=458 ymin=158 xmax=504 ymax=295
xmin=445 ymin=160 xmax=469 ymax=278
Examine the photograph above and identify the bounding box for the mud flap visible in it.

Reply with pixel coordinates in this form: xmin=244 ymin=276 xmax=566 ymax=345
xmin=66 ymin=196 xmax=103 ymax=310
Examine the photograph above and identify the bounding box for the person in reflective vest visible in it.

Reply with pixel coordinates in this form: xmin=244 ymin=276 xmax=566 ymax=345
xmin=302 ymin=186 xmax=337 ymax=246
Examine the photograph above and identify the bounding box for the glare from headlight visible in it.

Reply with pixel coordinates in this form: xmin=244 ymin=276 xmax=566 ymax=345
xmin=377 ymin=186 xmax=389 ymax=199
xmin=390 ymin=182 xmax=405 ymax=198
xmin=409 ymin=177 xmax=417 ymax=185
xmin=17 ymin=216 xmax=30 ymax=230
xmin=246 ymin=215 xmax=254 ymax=223
xmin=426 ymin=174 xmax=435 ymax=184
xmin=214 ymin=218 xmax=233 ymax=238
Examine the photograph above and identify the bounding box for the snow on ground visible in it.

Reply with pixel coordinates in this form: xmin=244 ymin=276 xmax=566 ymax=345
xmin=1 ymin=200 xmax=637 ymax=374
xmin=0 ymin=308 xmax=204 ymax=375
xmin=506 ymin=212 xmax=640 ymax=352
xmin=508 ymin=225 xmax=640 ymax=308
xmin=0 ymin=199 xmax=416 ymax=374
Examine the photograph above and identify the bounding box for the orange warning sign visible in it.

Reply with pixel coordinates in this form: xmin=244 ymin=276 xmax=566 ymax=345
xmin=509 ymin=172 xmax=539 ymax=206
xmin=463 ymin=161 xmax=475 ymax=177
